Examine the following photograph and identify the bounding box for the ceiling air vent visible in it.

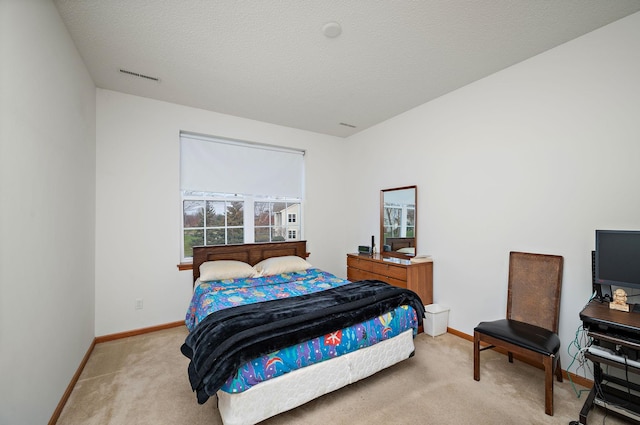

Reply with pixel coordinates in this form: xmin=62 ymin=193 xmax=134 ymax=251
xmin=339 ymin=122 xmax=356 ymax=128
xmin=119 ymin=69 xmax=160 ymax=82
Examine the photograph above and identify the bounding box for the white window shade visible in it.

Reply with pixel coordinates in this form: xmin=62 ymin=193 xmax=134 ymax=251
xmin=181 ymin=133 xmax=304 ymax=198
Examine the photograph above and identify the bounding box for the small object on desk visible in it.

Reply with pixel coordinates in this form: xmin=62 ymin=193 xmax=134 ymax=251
xmin=358 ymin=245 xmax=371 ymax=255
xmin=609 ymin=288 xmax=630 ymax=312
xmin=410 ymin=254 xmax=432 ymax=263
xmin=383 ymin=257 xmax=410 ymax=265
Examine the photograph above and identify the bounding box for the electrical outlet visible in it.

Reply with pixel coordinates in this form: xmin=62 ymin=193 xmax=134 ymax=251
xmin=135 ymin=298 xmax=143 ymax=310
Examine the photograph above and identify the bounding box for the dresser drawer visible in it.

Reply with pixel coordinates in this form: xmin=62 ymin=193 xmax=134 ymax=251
xmin=370 ymin=262 xmax=407 ymax=281
xmin=381 ymin=276 xmax=407 ymax=289
xmin=348 ymin=256 xmax=407 ymax=281
xmin=347 ymin=256 xmax=374 ymax=272
xmin=348 ymin=267 xmax=407 ymax=289
xmin=347 ymin=267 xmax=371 ymax=282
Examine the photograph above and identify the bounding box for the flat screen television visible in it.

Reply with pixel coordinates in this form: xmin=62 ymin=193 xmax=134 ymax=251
xmin=595 ymin=230 xmax=640 ymax=292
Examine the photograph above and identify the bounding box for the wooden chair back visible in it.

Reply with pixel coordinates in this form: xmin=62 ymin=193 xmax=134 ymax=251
xmin=507 ymin=251 xmax=564 ymax=333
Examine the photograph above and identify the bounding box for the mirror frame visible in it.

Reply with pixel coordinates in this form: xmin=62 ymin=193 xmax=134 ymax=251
xmin=380 ymin=185 xmax=417 ymax=258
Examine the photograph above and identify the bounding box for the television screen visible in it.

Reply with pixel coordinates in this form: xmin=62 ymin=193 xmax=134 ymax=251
xmin=595 ymin=230 xmax=640 ymax=290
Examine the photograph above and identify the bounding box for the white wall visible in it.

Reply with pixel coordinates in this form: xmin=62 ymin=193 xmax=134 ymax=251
xmin=344 ymin=12 xmax=640 ymax=374
xmin=0 ymin=1 xmax=96 ymax=424
xmin=95 ymin=90 xmax=347 ymax=335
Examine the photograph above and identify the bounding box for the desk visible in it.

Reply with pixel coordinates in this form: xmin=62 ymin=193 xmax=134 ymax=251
xmin=576 ymin=300 xmax=640 ymax=424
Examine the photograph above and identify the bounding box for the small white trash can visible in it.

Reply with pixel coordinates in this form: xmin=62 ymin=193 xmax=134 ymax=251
xmin=424 ymin=304 xmax=450 ymax=337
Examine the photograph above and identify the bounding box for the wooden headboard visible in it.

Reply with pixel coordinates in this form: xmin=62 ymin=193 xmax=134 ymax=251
xmin=386 ymin=237 xmax=415 ymax=251
xmin=192 ymin=241 xmax=308 ymax=283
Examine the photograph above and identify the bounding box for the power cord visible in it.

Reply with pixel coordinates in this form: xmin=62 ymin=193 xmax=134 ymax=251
xmin=567 ymin=321 xmax=592 ymax=398
xmin=566 ymin=293 xmax=601 ymax=398
xmin=567 ymin=294 xmax=600 ymax=424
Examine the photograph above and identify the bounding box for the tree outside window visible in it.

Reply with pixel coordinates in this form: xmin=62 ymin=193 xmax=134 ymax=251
xmin=383 ymin=204 xmax=415 ymax=239
xmin=182 ymin=198 xmax=244 ymax=258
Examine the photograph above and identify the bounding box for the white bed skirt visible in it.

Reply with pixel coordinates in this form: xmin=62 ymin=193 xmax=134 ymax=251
xmin=216 ymin=329 xmax=415 ymax=425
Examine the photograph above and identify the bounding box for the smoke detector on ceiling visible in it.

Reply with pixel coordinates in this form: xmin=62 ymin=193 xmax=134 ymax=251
xmin=322 ymin=22 xmax=342 ymax=38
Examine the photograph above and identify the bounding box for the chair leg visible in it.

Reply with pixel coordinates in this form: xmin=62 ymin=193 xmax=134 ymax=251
xmin=543 ymin=355 xmax=554 ymax=416
xmin=555 ymin=355 xmax=563 ymax=382
xmin=473 ymin=331 xmax=480 ymax=381
xmin=508 ymin=352 xmax=513 ymax=363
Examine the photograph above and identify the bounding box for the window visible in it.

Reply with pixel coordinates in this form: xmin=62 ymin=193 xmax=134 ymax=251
xmin=383 ymin=204 xmax=415 ymax=239
xmin=180 ymin=132 xmax=304 ymax=261
xmin=182 ymin=194 xmax=301 ymax=258
xmin=254 ymin=201 xmax=301 ymax=243
xmin=182 ymin=195 xmax=245 ymax=258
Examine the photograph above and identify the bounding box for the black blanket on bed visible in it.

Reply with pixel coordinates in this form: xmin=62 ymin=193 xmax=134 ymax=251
xmin=180 ymin=279 xmax=424 ymax=404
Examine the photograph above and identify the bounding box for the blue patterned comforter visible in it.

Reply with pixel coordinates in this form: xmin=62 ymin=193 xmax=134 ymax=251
xmin=184 ymin=268 xmax=420 ymax=394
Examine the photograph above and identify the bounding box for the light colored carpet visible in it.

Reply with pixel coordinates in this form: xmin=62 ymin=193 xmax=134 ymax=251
xmin=57 ymin=326 xmax=626 ymax=425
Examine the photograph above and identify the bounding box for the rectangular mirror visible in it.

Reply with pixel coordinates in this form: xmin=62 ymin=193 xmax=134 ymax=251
xmin=380 ymin=185 xmax=417 ymax=258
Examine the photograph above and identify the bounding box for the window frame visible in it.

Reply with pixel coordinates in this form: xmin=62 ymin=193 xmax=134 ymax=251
xmin=179 ymin=132 xmax=305 ymax=264
xmin=181 ymin=192 xmax=303 ymax=262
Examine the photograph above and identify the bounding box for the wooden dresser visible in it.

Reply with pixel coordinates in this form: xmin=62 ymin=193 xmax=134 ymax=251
xmin=346 ymin=253 xmax=433 ymax=306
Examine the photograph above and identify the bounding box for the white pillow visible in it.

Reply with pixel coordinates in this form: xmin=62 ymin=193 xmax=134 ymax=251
xmin=254 ymin=256 xmax=312 ymax=276
xmin=199 ymin=260 xmax=257 ymax=282
xmin=396 ymin=247 xmax=415 ymax=254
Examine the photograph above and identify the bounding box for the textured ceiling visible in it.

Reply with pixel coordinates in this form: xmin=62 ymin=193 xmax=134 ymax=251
xmin=54 ymin=1 xmax=640 ymax=138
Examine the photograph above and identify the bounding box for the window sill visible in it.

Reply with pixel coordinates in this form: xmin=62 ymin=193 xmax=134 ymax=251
xmin=177 ymin=262 xmax=193 ymax=271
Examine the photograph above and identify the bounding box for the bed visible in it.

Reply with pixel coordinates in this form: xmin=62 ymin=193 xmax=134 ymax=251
xmin=181 ymin=241 xmax=424 ymax=425
xmin=386 ymin=237 xmax=415 ymax=254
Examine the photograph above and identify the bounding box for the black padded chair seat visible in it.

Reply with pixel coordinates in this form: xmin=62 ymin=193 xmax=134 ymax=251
xmin=475 ymin=319 xmax=560 ymax=356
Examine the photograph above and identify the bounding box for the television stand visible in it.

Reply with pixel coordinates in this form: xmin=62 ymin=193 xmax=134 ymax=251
xmin=576 ymin=300 xmax=640 ymax=424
